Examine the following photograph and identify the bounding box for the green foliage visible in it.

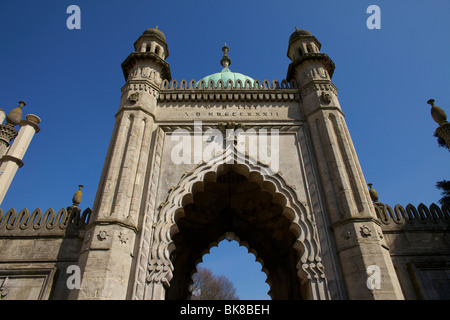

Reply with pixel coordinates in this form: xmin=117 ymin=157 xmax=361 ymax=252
xmin=436 ymin=180 xmax=450 ymax=205
xmin=434 ymin=131 xmax=450 ymax=151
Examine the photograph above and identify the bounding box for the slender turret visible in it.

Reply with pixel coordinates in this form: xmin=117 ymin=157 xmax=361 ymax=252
xmin=73 ymin=27 xmax=171 ymax=300
xmin=287 ymin=28 xmax=404 ymax=299
xmin=0 ymin=102 xmax=40 ymax=205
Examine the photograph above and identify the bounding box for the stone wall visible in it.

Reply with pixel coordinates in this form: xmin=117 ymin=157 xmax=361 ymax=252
xmin=375 ymin=202 xmax=450 ymax=299
xmin=0 ymin=207 xmax=90 ymax=300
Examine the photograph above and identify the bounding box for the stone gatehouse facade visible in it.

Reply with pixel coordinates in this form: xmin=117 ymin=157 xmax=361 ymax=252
xmin=0 ymin=28 xmax=449 ymax=300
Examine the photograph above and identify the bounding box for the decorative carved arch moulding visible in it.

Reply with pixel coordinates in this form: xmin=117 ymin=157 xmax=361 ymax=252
xmin=146 ymin=148 xmax=328 ymax=296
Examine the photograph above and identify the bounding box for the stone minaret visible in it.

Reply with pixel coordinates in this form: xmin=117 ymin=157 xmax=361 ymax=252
xmin=73 ymin=27 xmax=171 ymax=300
xmin=286 ymin=28 xmax=404 ymax=299
xmin=0 ymin=101 xmax=41 ymax=205
xmin=0 ymin=102 xmax=23 ymax=158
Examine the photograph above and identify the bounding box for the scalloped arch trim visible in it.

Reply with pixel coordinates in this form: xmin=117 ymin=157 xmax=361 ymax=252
xmin=147 ymin=148 xmax=325 ymax=290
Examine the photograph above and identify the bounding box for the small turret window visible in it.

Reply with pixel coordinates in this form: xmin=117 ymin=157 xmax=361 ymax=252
xmin=146 ymin=45 xmax=151 ymax=52
xmin=155 ymin=46 xmax=160 ymax=56
xmin=298 ymin=47 xmax=303 ymax=57
xmin=306 ymin=44 xmax=312 ymax=53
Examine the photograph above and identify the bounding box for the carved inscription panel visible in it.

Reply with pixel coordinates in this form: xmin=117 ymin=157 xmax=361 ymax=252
xmin=156 ymin=102 xmax=303 ymax=122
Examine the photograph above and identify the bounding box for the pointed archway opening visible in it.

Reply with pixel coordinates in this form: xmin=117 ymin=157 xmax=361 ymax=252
xmin=165 ymin=168 xmax=303 ymax=299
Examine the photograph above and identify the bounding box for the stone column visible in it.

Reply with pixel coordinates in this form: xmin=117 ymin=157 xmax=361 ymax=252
xmin=72 ymin=28 xmax=171 ymax=300
xmin=0 ymin=114 xmax=40 ymax=205
xmin=286 ymin=29 xmax=404 ymax=299
xmin=306 ymin=109 xmax=403 ymax=299
xmin=72 ymin=110 xmax=154 ymax=300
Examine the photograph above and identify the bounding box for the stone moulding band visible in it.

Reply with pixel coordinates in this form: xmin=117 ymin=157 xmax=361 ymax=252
xmin=121 ymin=81 xmax=160 ymax=97
xmin=158 ymin=123 xmax=302 ymax=133
xmin=121 ymin=51 xmax=171 ymax=81
xmin=0 ymin=155 xmax=24 ymax=168
xmin=159 ymin=91 xmax=300 ymax=103
xmin=85 ymin=219 xmax=139 ymax=234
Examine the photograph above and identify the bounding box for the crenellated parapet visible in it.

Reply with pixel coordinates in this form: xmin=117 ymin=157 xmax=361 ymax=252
xmin=0 ymin=205 xmax=91 ymax=300
xmin=158 ymin=78 xmax=300 ymax=104
xmin=374 ymin=202 xmax=450 ymax=229
xmin=161 ymin=78 xmax=298 ymax=90
xmin=374 ymin=200 xmax=450 ymax=295
xmin=0 ymin=206 xmax=91 ymax=236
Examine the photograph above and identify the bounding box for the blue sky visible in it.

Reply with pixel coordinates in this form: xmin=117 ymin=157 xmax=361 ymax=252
xmin=0 ymin=1 xmax=449 ymax=299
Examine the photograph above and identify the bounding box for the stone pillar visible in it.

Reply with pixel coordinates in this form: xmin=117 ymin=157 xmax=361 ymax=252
xmin=72 ymin=28 xmax=171 ymax=300
xmin=287 ymin=29 xmax=404 ymax=299
xmin=0 ymin=109 xmax=5 ymax=125
xmin=0 ymin=114 xmax=40 ymax=205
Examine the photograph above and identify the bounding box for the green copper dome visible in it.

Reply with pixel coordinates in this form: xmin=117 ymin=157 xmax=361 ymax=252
xmin=197 ymin=43 xmax=255 ymax=88
xmin=198 ymin=67 xmax=255 ymax=89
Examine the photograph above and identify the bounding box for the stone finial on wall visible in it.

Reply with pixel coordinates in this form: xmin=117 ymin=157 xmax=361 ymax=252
xmin=428 ymin=99 xmax=450 ymax=148
xmin=72 ymin=185 xmax=84 ymax=207
xmin=368 ymin=183 xmax=379 ymax=203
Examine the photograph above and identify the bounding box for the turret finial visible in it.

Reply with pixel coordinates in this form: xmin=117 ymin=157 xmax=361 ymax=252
xmin=220 ymin=43 xmax=231 ymax=69
xmin=6 ymin=101 xmax=26 ymax=126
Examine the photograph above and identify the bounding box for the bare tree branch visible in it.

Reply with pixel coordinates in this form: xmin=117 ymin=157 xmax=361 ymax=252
xmin=190 ymin=267 xmax=239 ymax=300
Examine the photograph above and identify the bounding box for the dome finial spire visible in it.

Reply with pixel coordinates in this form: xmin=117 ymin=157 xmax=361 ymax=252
xmin=220 ymin=43 xmax=231 ymax=69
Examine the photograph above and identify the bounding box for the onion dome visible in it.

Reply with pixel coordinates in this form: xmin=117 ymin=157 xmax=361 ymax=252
xmin=143 ymin=26 xmax=166 ymax=42
xmin=289 ymin=27 xmax=312 ymax=44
